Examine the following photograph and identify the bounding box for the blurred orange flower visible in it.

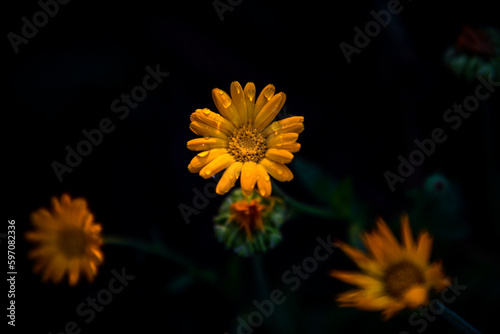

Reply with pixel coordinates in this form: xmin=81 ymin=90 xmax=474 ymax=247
xmin=330 ymin=214 xmax=450 ymax=320
xmin=26 ymin=194 xmax=104 ymax=286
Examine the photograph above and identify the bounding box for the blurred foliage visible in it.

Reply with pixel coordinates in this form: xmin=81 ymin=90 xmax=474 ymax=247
xmin=293 ymin=156 xmax=369 ymax=248
xmin=406 ymin=172 xmax=469 ymax=241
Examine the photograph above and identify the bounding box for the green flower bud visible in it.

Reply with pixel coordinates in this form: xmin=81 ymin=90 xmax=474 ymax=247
xmin=444 ymin=25 xmax=500 ymax=82
xmin=424 ymin=173 xmax=450 ymax=197
xmin=213 ymin=188 xmax=286 ymax=257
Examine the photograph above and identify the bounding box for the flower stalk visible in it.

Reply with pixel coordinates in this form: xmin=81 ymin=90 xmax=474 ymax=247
xmin=103 ymin=235 xmax=216 ymax=285
xmin=437 ymin=301 xmax=482 ymax=334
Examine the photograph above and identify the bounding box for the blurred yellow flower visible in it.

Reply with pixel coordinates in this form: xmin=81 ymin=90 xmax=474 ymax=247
xmin=187 ymin=81 xmax=304 ymax=197
xmin=330 ymin=214 xmax=450 ymax=320
xmin=26 ymin=194 xmax=104 ymax=286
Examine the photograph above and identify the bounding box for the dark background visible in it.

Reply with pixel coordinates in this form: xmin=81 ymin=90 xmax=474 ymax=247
xmin=3 ymin=0 xmax=499 ymax=333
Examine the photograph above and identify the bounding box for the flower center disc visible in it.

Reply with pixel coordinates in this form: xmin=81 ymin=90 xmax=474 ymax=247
xmin=57 ymin=228 xmax=88 ymax=258
xmin=228 ymin=124 xmax=267 ymax=162
xmin=383 ymin=261 xmax=425 ymax=298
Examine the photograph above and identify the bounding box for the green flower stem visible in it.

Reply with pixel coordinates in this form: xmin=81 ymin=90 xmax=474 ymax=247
xmin=251 ymin=255 xmax=288 ymax=334
xmin=252 ymin=255 xmax=270 ymax=299
xmin=436 ymin=301 xmax=482 ymax=334
xmin=272 ymin=182 xmax=335 ymax=219
xmin=103 ymin=235 xmax=216 ymax=285
xmin=482 ymin=100 xmax=500 ymax=236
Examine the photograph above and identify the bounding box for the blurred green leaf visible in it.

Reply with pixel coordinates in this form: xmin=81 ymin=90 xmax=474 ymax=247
xmin=331 ymin=177 xmax=355 ymax=220
xmin=406 ymin=173 xmax=469 ymax=241
xmin=292 ymin=156 xmax=369 ymax=238
xmin=292 ymin=156 xmax=339 ymax=204
xmin=165 ymin=273 xmax=195 ymax=294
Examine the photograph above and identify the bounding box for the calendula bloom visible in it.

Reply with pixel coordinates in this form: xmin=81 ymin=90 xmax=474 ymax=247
xmin=187 ymin=81 xmax=304 ymax=197
xmin=26 ymin=194 xmax=104 ymax=286
xmin=330 ymin=214 xmax=450 ymax=320
xmin=214 ymin=188 xmax=286 ymax=257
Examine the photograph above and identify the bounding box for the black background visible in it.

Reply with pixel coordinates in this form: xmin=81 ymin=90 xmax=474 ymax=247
xmin=4 ymin=0 xmax=499 ymax=333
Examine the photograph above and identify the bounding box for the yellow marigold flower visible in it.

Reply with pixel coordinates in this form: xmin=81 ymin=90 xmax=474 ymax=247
xmin=26 ymin=194 xmax=104 ymax=286
xmin=187 ymin=81 xmax=304 ymax=197
xmin=330 ymin=214 xmax=450 ymax=320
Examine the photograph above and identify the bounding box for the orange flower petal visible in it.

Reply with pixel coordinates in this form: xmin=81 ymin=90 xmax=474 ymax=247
xmin=381 ymin=303 xmax=406 ymax=320
xmin=254 ymin=92 xmax=286 ymax=131
xmin=190 ymin=108 xmax=235 ymax=135
xmin=416 ymin=231 xmax=433 ymax=264
xmin=336 ymin=290 xmax=398 ymax=312
xmin=230 ymin=81 xmax=248 ymax=125
xmin=187 ymin=137 xmax=228 ymax=151
xmin=330 ymin=270 xmax=383 ymax=290
xmin=253 ymin=84 xmax=275 ymax=118
xmin=337 ymin=241 xmax=383 ymax=277
xmin=212 ymin=88 xmax=241 ymax=127
xmin=67 ymin=259 xmax=80 ymax=286
xmin=361 ymin=232 xmax=391 ymax=265
xmin=402 ymin=285 xmax=428 ymax=309
xmin=260 ymin=158 xmax=293 ymax=182
xmin=189 ymin=120 xmax=229 ymax=140
xmin=216 ymin=161 xmax=243 ymax=195
xmin=262 ymin=116 xmax=304 ymax=137
xmin=51 ymin=196 xmax=62 ymax=214
xmin=256 ymin=163 xmax=272 ymax=197
xmin=29 ymin=209 xmax=53 ymax=227
xmin=374 ymin=217 xmax=400 ymax=252
xmin=199 ymin=153 xmax=235 ymax=179
xmin=425 ymin=262 xmax=450 ymax=291
xmin=266 ymin=132 xmax=299 ymax=148
xmin=244 ymin=82 xmax=256 ymax=122
xmin=265 ymin=148 xmax=294 ymax=164
xmin=240 ymin=161 xmax=259 ymax=197
xmin=400 ymin=213 xmax=415 ymax=253
xmin=277 ymin=142 xmax=301 ymax=153
xmin=188 ymin=148 xmax=228 ymax=173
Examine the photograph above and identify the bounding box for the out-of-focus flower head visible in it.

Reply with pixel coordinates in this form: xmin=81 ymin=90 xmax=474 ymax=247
xmin=26 ymin=194 xmax=104 ymax=286
xmin=444 ymin=25 xmax=500 ymax=82
xmin=330 ymin=214 xmax=450 ymax=320
xmin=424 ymin=173 xmax=450 ymax=198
